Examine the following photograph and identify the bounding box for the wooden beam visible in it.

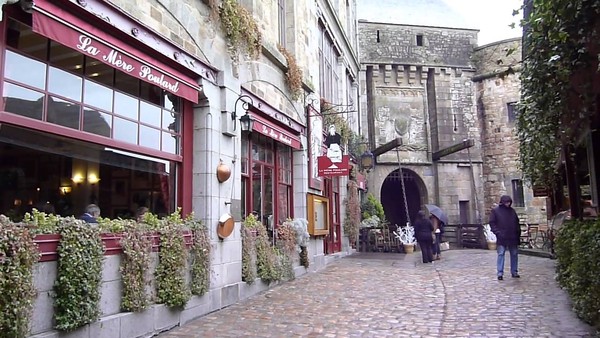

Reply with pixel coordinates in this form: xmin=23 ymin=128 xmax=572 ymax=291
xmin=372 ymin=138 xmax=403 ymax=157
xmin=432 ymin=139 xmax=474 ymax=161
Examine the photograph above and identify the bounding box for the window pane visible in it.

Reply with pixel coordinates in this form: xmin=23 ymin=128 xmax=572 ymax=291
xmin=47 ymin=96 xmax=80 ymax=130
xmin=163 ymin=109 xmax=180 ymax=132
xmin=140 ymin=101 xmax=161 ymax=127
xmin=48 ymin=66 xmax=82 ymax=101
xmin=113 ymin=117 xmax=138 ymax=144
xmin=114 ymin=92 xmax=138 ymax=120
xmin=161 ymin=132 xmax=179 ymax=154
xmin=85 ymin=59 xmax=114 ymax=87
xmin=84 ymin=80 xmax=113 ymax=111
xmin=2 ymin=82 xmax=44 ymax=120
xmin=7 ymin=19 xmax=48 ymax=60
xmin=140 ymin=125 xmax=160 ymax=149
xmin=48 ymin=41 xmax=84 ymax=75
xmin=140 ymin=81 xmax=162 ymax=105
xmin=4 ymin=50 xmax=47 ymax=89
xmin=115 ymin=71 xmax=139 ymax=97
xmin=83 ymin=108 xmax=112 ymax=137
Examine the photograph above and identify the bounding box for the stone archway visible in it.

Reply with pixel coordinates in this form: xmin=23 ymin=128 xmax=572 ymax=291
xmin=380 ymin=168 xmax=427 ymax=231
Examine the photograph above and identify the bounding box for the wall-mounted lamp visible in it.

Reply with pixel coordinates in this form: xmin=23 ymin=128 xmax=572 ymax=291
xmin=72 ymin=173 xmax=85 ymax=185
xmin=232 ymin=94 xmax=254 ymax=131
xmin=239 ymin=111 xmax=254 ymax=133
xmin=59 ymin=186 xmax=72 ymax=195
xmin=360 ymin=150 xmax=375 ymax=172
xmin=88 ymin=173 xmax=100 ymax=184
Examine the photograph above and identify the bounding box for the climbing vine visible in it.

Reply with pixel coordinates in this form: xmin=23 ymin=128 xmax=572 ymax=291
xmin=241 ymin=215 xmax=258 ymax=283
xmin=278 ymin=45 xmax=303 ymax=101
xmin=344 ymin=180 xmax=361 ymax=244
xmin=217 ymin=0 xmax=262 ymax=60
xmin=0 ymin=215 xmax=39 ymax=337
xmin=53 ymin=218 xmax=104 ymax=331
xmin=120 ymin=220 xmax=153 ymax=312
xmin=188 ymin=216 xmax=211 ymax=296
xmin=155 ymin=210 xmax=190 ymax=308
xmin=517 ymin=0 xmax=600 ymax=187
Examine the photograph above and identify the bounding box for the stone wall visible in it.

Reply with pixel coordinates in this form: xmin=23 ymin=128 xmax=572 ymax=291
xmin=473 ymin=38 xmax=547 ymax=223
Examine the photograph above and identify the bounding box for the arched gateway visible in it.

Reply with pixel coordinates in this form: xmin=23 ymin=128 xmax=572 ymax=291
xmin=380 ymin=168 xmax=427 ymax=231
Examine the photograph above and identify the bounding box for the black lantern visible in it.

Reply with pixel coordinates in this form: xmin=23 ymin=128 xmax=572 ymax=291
xmin=360 ymin=150 xmax=375 ymax=171
xmin=239 ymin=112 xmax=254 ymax=132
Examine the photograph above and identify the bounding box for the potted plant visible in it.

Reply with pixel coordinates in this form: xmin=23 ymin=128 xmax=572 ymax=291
xmin=394 ymin=223 xmax=417 ymax=253
xmin=483 ymin=224 xmax=497 ymax=250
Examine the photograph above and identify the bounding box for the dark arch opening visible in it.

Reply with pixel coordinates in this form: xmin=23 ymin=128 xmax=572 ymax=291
xmin=381 ymin=168 xmax=423 ymax=232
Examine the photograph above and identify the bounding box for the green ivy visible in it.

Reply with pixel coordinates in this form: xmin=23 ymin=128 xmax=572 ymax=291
xmin=218 ymin=0 xmax=262 ymax=60
xmin=120 ymin=220 xmax=153 ymax=312
xmin=0 ymin=215 xmax=39 ymax=338
xmin=344 ymin=180 xmax=361 ymax=243
xmin=188 ymin=216 xmax=211 ymax=296
xmin=554 ymin=218 xmax=600 ymax=329
xmin=22 ymin=208 xmax=59 ymax=235
xmin=241 ymin=215 xmax=258 ymax=283
xmin=361 ymin=193 xmax=385 ymax=221
xmin=155 ymin=210 xmax=190 ymax=308
xmin=518 ymin=0 xmax=600 ymax=187
xmin=53 ymin=217 xmax=104 ymax=331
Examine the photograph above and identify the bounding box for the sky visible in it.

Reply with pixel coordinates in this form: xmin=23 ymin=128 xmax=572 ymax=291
xmin=357 ymin=0 xmax=524 ymax=46
xmin=441 ymin=0 xmax=523 ymax=45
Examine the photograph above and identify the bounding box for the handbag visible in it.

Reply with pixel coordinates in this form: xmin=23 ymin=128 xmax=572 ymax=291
xmin=440 ymin=241 xmax=450 ymax=251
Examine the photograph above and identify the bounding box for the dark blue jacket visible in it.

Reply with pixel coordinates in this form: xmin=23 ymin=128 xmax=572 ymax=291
xmin=489 ymin=195 xmax=520 ymax=246
xmin=80 ymin=213 xmax=98 ymax=224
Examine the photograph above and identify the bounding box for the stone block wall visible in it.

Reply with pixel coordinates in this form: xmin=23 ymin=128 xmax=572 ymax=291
xmin=473 ymin=39 xmax=547 ymax=224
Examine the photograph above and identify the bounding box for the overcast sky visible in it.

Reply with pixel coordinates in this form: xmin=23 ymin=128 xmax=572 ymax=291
xmin=357 ymin=0 xmax=524 ymax=46
xmin=441 ymin=0 xmax=523 ymax=45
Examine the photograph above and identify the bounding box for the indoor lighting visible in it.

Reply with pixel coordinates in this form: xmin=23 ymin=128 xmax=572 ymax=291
xmin=72 ymin=173 xmax=85 ymax=184
xmin=59 ymin=186 xmax=72 ymax=195
xmin=88 ymin=173 xmax=100 ymax=184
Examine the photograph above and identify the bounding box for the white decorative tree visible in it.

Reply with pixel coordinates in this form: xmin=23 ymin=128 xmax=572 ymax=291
xmin=393 ymin=223 xmax=417 ymax=245
xmin=483 ymin=224 xmax=497 ymax=242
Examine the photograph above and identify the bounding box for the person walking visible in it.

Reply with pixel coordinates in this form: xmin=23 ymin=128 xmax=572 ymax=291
xmin=430 ymin=215 xmax=444 ymax=260
xmin=414 ymin=210 xmax=434 ymax=264
xmin=489 ymin=195 xmax=521 ymax=280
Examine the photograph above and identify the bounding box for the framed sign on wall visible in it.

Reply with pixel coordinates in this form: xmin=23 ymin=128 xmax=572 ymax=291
xmin=307 ymin=193 xmax=329 ymax=236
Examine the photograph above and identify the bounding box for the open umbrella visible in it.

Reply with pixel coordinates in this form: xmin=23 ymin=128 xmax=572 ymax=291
xmin=425 ymin=204 xmax=449 ymax=225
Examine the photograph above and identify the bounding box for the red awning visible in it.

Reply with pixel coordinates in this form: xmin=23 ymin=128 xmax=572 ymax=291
xmin=252 ymin=114 xmax=302 ymax=150
xmin=32 ymin=1 xmax=201 ymax=103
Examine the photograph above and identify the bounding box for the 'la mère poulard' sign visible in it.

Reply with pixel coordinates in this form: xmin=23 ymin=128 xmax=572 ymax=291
xmin=32 ymin=12 xmax=199 ymax=103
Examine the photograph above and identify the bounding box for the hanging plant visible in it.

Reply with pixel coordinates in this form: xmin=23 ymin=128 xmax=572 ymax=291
xmin=0 ymin=215 xmax=39 ymax=337
xmin=277 ymin=45 xmax=303 ymax=101
xmin=120 ymin=220 xmax=153 ymax=312
xmin=276 ymin=220 xmax=297 ymax=280
xmin=344 ymin=180 xmax=361 ymax=243
xmin=155 ymin=209 xmax=190 ymax=308
xmin=53 ymin=217 xmax=104 ymax=331
xmin=241 ymin=215 xmax=258 ymax=283
xmin=188 ymin=216 xmax=211 ymax=296
xmin=218 ymin=0 xmax=262 ymax=60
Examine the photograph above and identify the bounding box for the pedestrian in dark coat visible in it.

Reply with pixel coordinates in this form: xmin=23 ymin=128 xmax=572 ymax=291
xmin=413 ymin=211 xmax=434 ymax=263
xmin=489 ymin=195 xmax=521 ymax=280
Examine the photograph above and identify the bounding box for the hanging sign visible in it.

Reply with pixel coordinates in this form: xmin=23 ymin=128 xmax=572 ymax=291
xmin=317 ymin=155 xmax=350 ymax=176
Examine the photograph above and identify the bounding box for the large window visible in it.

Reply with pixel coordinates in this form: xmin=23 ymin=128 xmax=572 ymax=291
xmin=3 ymin=18 xmax=182 ymax=155
xmin=0 ymin=125 xmax=175 ymax=221
xmin=318 ymin=23 xmax=340 ymax=103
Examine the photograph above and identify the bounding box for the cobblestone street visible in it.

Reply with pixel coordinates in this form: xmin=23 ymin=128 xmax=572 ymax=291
xmin=159 ymin=250 xmax=596 ymax=338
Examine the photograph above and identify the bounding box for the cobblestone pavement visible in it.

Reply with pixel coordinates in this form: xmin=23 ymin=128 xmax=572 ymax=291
xmin=158 ymin=250 xmax=597 ymax=338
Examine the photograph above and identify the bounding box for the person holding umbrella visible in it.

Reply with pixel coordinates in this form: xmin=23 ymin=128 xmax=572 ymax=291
xmin=425 ymin=204 xmax=448 ymax=261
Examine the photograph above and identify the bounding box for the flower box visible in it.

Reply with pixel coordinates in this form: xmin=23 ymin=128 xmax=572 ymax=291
xmin=34 ymin=234 xmax=61 ymax=262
